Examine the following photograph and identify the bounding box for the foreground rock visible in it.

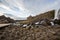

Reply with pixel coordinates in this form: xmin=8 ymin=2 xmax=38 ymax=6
xmin=0 ymin=25 xmax=60 ymax=40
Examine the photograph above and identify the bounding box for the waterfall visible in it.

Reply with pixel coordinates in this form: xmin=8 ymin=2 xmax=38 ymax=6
xmin=54 ymin=9 xmax=60 ymax=19
xmin=57 ymin=9 xmax=60 ymax=19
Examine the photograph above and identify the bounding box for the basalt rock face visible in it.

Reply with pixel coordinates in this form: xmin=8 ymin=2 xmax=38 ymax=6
xmin=0 ymin=15 xmax=15 ymax=23
xmin=20 ymin=10 xmax=55 ymax=24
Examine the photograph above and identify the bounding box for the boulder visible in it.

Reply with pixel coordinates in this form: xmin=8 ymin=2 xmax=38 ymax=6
xmin=40 ymin=19 xmax=51 ymax=26
xmin=54 ymin=19 xmax=60 ymax=25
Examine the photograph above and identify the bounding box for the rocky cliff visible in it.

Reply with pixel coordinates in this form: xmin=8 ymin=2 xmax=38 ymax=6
xmin=20 ymin=10 xmax=55 ymax=24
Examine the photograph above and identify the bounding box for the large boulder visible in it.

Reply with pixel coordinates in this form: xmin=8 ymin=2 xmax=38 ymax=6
xmin=40 ymin=19 xmax=51 ymax=26
xmin=54 ymin=19 xmax=60 ymax=25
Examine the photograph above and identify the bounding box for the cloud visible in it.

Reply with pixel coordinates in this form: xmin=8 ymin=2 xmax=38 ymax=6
xmin=0 ymin=0 xmax=60 ymax=20
xmin=4 ymin=13 xmax=27 ymax=20
xmin=0 ymin=0 xmax=31 ymax=17
xmin=0 ymin=12 xmax=3 ymax=16
xmin=0 ymin=4 xmax=12 ymax=11
xmin=23 ymin=0 xmax=60 ymax=16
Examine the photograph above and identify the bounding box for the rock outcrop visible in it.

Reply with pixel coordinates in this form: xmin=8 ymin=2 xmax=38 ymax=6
xmin=20 ymin=10 xmax=55 ymax=24
xmin=0 ymin=15 xmax=15 ymax=24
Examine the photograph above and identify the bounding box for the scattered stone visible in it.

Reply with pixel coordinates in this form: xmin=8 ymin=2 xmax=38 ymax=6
xmin=0 ymin=25 xmax=60 ymax=40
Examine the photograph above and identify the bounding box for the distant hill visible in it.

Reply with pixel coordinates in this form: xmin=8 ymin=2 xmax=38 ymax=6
xmin=0 ymin=15 xmax=15 ymax=24
xmin=20 ymin=10 xmax=55 ymax=24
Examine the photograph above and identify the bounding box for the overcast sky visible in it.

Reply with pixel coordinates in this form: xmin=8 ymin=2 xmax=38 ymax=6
xmin=0 ymin=0 xmax=60 ymax=20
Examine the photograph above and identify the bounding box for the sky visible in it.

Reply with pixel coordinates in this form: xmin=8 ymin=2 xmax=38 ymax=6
xmin=0 ymin=0 xmax=60 ymax=20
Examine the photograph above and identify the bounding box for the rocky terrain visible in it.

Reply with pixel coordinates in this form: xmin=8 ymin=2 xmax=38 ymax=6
xmin=20 ymin=10 xmax=55 ymax=24
xmin=0 ymin=25 xmax=60 ymax=40
xmin=0 ymin=10 xmax=60 ymax=40
xmin=0 ymin=15 xmax=15 ymax=24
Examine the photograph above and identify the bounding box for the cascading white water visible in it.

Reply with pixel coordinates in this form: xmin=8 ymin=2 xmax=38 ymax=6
xmin=54 ymin=9 xmax=60 ymax=19
xmin=57 ymin=9 xmax=60 ymax=19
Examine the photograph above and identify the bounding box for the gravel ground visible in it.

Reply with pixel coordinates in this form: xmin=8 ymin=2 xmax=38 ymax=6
xmin=0 ymin=25 xmax=60 ymax=40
